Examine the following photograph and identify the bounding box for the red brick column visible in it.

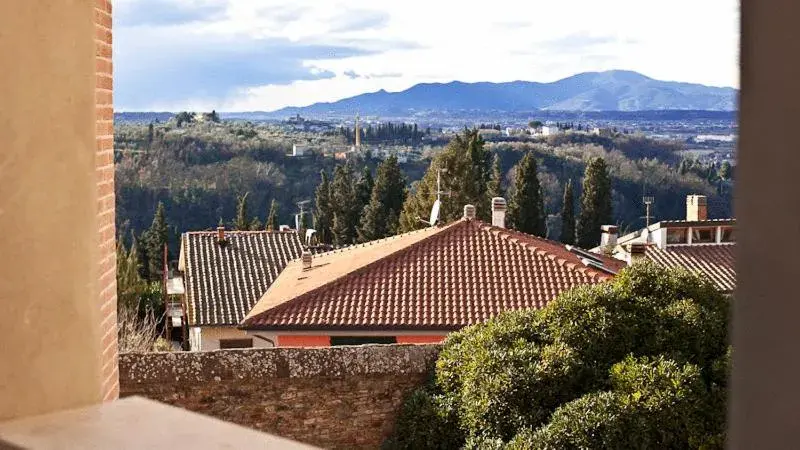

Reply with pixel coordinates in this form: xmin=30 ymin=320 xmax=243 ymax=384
xmin=95 ymin=0 xmax=117 ymax=401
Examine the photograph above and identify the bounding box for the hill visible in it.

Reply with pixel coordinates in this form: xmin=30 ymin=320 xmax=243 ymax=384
xmin=271 ymin=70 xmax=736 ymax=117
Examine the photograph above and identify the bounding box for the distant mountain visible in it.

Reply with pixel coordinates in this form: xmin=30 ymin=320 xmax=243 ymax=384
xmin=272 ymin=70 xmax=736 ymax=116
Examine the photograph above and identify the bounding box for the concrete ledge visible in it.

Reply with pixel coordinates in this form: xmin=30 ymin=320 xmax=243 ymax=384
xmin=120 ymin=344 xmax=441 ymax=384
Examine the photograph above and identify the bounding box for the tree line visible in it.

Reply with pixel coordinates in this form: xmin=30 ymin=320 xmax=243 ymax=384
xmin=339 ymin=122 xmax=427 ymax=146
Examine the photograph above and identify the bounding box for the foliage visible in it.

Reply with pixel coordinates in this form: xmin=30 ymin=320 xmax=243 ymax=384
xmin=486 ymin=153 xmax=504 ymax=203
xmin=356 ymin=166 xmax=375 ymax=211
xmin=383 ymin=387 xmax=464 ymax=450
xmin=507 ymin=151 xmax=547 ymax=236
xmin=265 ymin=198 xmax=278 ymax=231
xmin=399 ymin=128 xmax=491 ymax=231
xmin=388 ymin=262 xmax=729 ymax=448
xmin=576 ymin=157 xmax=612 ymax=248
xmin=234 ymin=192 xmax=251 ymax=231
xmin=560 ymin=180 xmax=575 ymax=244
xmin=330 ymin=164 xmax=360 ymax=245
xmin=358 ymin=155 xmax=407 ymax=242
xmin=142 ymin=202 xmax=169 ymax=279
xmin=313 ymin=171 xmax=333 ymax=242
xmin=340 ymin=121 xmax=426 ymax=146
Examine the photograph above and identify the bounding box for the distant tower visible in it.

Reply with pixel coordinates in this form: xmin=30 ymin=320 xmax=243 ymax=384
xmin=354 ymin=113 xmax=361 ymax=148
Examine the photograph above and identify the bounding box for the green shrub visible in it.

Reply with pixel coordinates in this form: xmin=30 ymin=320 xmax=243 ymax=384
xmin=387 ymin=262 xmax=729 ymax=448
xmin=382 ymin=388 xmax=464 ymax=450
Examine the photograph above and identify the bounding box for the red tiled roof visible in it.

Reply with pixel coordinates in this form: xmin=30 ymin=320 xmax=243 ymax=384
xmin=241 ymin=219 xmax=626 ymax=331
xmin=645 ymin=244 xmax=736 ymax=292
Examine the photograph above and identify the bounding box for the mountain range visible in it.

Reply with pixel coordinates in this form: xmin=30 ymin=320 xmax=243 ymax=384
xmin=272 ymin=70 xmax=736 ymax=116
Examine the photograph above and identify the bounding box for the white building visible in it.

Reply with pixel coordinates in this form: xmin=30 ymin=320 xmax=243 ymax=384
xmin=292 ymin=144 xmax=308 ymax=156
xmin=541 ymin=125 xmax=559 ymax=136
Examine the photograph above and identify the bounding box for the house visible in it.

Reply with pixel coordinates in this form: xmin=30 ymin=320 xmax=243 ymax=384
xmin=177 ymin=227 xmax=306 ymax=350
xmin=240 ymin=199 xmax=626 ymax=346
xmin=292 ymin=144 xmax=308 ymax=156
xmin=591 ymin=195 xmax=735 ymax=293
xmin=541 ymin=125 xmax=559 ymax=136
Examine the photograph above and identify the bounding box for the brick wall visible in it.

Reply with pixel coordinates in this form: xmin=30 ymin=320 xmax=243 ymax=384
xmin=95 ymin=0 xmax=117 ymax=401
xmin=119 ymin=345 xmax=441 ymax=449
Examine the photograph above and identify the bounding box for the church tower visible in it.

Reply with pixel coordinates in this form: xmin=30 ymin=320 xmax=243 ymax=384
xmin=354 ymin=113 xmax=361 ymax=148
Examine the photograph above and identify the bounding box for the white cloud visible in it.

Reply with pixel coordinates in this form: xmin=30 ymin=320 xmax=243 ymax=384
xmin=117 ymin=0 xmax=739 ymax=111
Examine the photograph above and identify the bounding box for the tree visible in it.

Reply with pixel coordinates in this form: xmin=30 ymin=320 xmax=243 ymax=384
xmin=234 ymin=192 xmax=250 ymax=231
xmin=313 ymin=171 xmax=333 ymax=242
xmin=560 ymin=180 xmax=575 ymax=244
xmin=143 ymin=202 xmax=168 ymax=279
xmin=356 ymin=166 xmax=374 ymax=212
xmin=528 ymin=120 xmax=543 ymax=129
xmin=330 ymin=164 xmax=359 ymax=245
xmin=174 ymin=111 xmax=193 ymax=128
xmin=507 ymin=151 xmax=546 ymax=236
xmin=389 ymin=262 xmax=729 ymax=449
xmin=265 ymin=199 xmax=278 ymax=231
xmin=358 ymin=155 xmax=407 ymax=242
xmin=576 ymin=157 xmax=612 ymax=248
xmin=486 ymin=153 xmax=504 ymax=201
xmin=718 ymin=161 xmax=732 ymax=181
xmin=399 ymin=128 xmax=491 ymax=231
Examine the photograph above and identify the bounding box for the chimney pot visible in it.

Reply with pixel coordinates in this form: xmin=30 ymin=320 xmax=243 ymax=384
xmin=491 ymin=197 xmax=507 ymax=228
xmin=600 ymin=225 xmax=619 ymax=247
xmin=686 ymin=195 xmax=708 ymax=221
xmin=463 ymin=204 xmax=476 ymax=220
xmin=301 ymin=250 xmax=313 ymax=270
xmin=626 ymin=242 xmax=647 ymax=264
xmin=217 ymin=226 xmax=225 ymax=244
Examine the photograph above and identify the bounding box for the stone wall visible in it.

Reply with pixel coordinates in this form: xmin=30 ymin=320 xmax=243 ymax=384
xmin=119 ymin=344 xmax=440 ymax=449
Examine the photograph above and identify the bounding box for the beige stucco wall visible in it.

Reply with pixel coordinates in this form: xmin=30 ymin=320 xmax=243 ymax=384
xmin=0 ymin=1 xmax=103 ymax=419
xmin=191 ymin=326 xmax=277 ymax=351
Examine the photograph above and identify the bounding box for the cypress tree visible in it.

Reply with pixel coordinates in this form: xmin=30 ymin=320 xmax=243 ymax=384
xmin=576 ymin=157 xmax=613 ymax=249
xmin=560 ymin=179 xmax=575 ymax=244
xmin=313 ymin=171 xmax=333 ymax=242
xmin=234 ymin=192 xmax=250 ymax=231
xmin=507 ymin=151 xmax=546 ymax=236
xmin=144 ymin=202 xmax=168 ymax=279
xmin=265 ymin=199 xmax=278 ymax=231
xmin=330 ymin=164 xmax=358 ymax=245
xmin=358 ymin=155 xmax=407 ymax=242
xmin=356 ymin=166 xmax=374 ymax=212
xmin=486 ymin=153 xmax=504 ymax=200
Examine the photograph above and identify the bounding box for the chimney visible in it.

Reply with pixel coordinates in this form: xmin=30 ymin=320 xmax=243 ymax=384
xmin=301 ymin=250 xmax=313 ymax=270
xmin=686 ymin=195 xmax=708 ymax=221
xmin=600 ymin=225 xmax=619 ymax=247
xmin=463 ymin=204 xmax=476 ymax=220
xmin=627 ymin=242 xmax=647 ymax=264
xmin=491 ymin=197 xmax=507 ymax=228
xmin=217 ymin=226 xmax=225 ymax=244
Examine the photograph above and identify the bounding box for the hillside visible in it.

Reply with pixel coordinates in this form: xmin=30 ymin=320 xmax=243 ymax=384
xmin=271 ymin=70 xmax=736 ymax=117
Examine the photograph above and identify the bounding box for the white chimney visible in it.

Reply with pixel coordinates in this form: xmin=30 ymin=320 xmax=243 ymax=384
xmin=301 ymin=250 xmax=313 ymax=270
xmin=686 ymin=195 xmax=708 ymax=221
xmin=600 ymin=225 xmax=619 ymax=247
xmin=491 ymin=197 xmax=507 ymax=228
xmin=278 ymin=224 xmax=291 ymax=232
xmin=463 ymin=204 xmax=476 ymax=220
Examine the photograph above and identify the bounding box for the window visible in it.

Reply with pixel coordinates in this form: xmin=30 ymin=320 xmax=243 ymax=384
xmin=692 ymin=228 xmax=716 ymax=244
xmin=330 ymin=336 xmax=397 ymax=346
xmin=667 ymin=228 xmax=688 ymax=244
xmin=219 ymin=338 xmax=253 ymax=349
xmin=721 ymin=227 xmax=735 ymax=242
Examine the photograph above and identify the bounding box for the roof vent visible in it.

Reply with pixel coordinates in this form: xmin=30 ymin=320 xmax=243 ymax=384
xmin=217 ymin=226 xmax=225 ymax=244
xmin=301 ymin=250 xmax=313 ymax=270
xmin=463 ymin=204 xmax=476 ymax=220
xmin=278 ymin=224 xmax=291 ymax=232
xmin=627 ymin=242 xmax=647 ymax=265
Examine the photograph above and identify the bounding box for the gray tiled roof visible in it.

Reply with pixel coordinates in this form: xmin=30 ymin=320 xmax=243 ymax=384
xmin=182 ymin=231 xmax=305 ymax=326
xmin=645 ymin=244 xmax=736 ymax=293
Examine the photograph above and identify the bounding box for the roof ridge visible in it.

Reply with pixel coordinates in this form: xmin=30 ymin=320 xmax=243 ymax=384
xmin=184 ymin=230 xmax=299 ymax=235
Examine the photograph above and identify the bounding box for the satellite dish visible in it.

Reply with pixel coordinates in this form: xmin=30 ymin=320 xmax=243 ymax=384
xmin=429 ymin=199 xmax=441 ymax=226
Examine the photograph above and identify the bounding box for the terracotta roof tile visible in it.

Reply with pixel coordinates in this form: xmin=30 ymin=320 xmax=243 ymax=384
xmin=645 ymin=244 xmax=736 ymax=292
xmin=181 ymin=231 xmax=305 ymax=326
xmin=242 ymin=219 xmax=625 ymax=331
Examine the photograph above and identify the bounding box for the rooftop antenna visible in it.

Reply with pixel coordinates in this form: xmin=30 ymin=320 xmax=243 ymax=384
xmin=418 ymin=168 xmax=450 ymax=226
xmin=642 ymin=196 xmax=655 ymax=227
xmin=295 ymin=200 xmax=311 ymax=231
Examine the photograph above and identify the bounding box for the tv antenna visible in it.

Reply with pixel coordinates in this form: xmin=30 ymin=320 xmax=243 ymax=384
xmin=642 ymin=196 xmax=655 ymax=227
xmin=294 ymin=200 xmax=311 ymax=231
xmin=418 ymin=168 xmax=451 ymax=226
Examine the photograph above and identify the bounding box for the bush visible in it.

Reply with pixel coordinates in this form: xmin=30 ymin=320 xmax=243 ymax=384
xmin=382 ymin=388 xmax=464 ymax=450
xmin=386 ymin=262 xmax=729 ymax=448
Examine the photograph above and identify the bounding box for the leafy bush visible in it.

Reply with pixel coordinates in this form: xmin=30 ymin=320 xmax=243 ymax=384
xmin=386 ymin=262 xmax=729 ymax=448
xmin=383 ymin=387 xmax=464 ymax=450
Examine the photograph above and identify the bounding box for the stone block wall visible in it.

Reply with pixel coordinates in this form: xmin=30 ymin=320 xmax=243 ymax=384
xmin=119 ymin=344 xmax=440 ymax=449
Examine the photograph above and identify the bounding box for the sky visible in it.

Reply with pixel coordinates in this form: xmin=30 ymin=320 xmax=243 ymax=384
xmin=115 ymin=0 xmax=739 ymax=112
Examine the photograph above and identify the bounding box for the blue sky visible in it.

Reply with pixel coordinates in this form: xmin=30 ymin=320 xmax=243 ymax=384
xmin=114 ymin=0 xmax=739 ymax=112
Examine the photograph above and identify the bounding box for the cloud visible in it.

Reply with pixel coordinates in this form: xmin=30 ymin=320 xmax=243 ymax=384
xmin=328 ymin=9 xmax=390 ymax=33
xmin=114 ymin=0 xmax=227 ymax=27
